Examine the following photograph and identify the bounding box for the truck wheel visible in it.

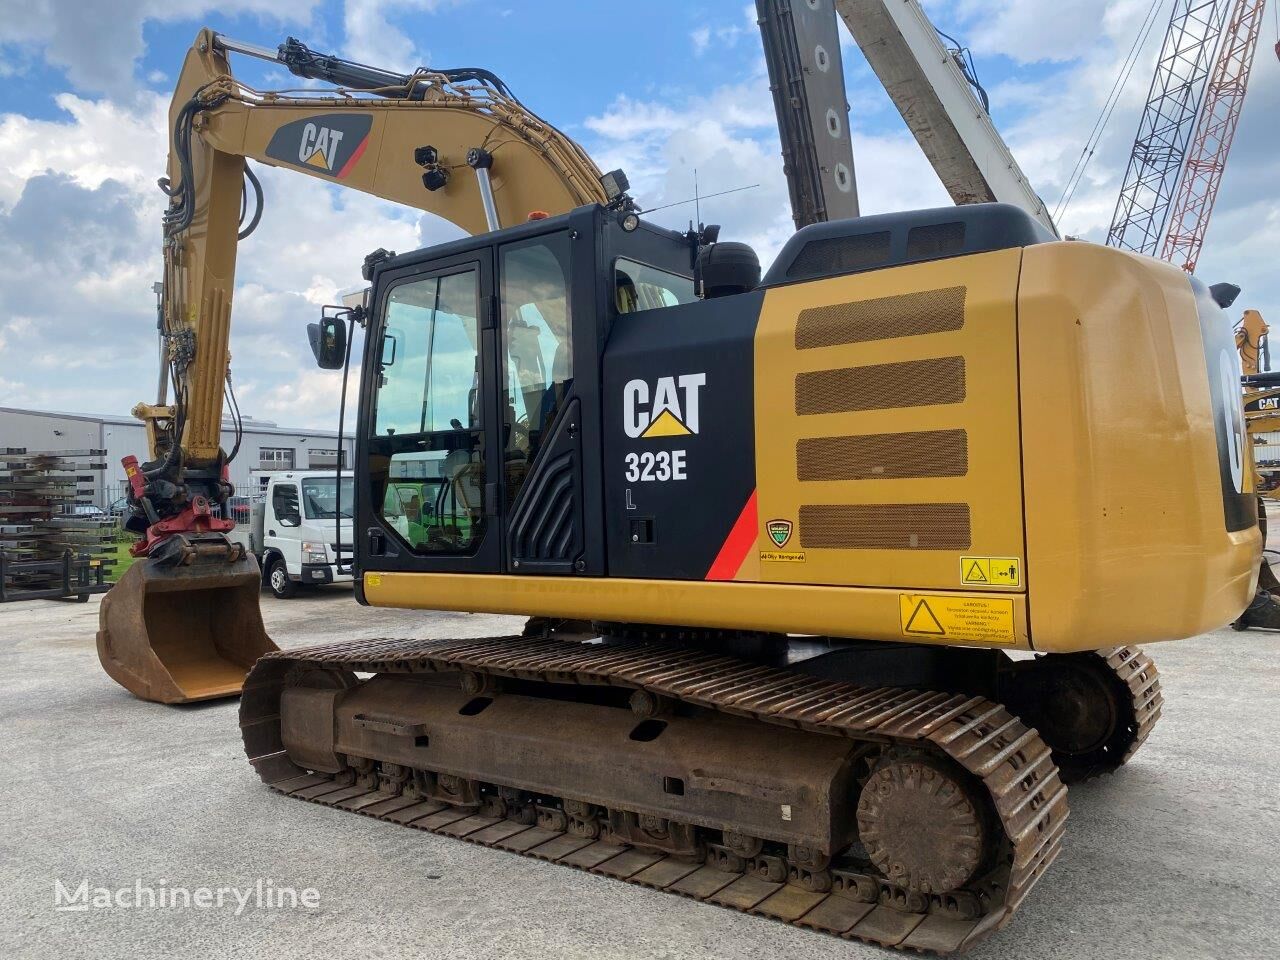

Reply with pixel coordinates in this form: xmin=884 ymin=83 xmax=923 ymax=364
xmin=267 ymin=556 xmax=297 ymax=599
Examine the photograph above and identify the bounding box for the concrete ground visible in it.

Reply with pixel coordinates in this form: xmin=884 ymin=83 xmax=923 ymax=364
xmin=1 ymin=587 xmax=1277 ymax=960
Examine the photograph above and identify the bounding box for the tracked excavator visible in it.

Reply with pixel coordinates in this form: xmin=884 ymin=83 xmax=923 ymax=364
xmin=101 ymin=26 xmax=1260 ymax=955
xmin=1230 ymin=305 xmax=1280 ymax=629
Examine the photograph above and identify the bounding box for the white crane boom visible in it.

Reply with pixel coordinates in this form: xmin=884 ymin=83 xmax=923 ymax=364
xmin=835 ymin=0 xmax=1057 ymax=235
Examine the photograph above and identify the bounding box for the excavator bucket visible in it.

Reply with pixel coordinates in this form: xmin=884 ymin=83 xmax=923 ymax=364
xmin=97 ymin=547 xmax=277 ymax=704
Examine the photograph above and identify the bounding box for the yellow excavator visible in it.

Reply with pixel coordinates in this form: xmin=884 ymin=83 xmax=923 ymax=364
xmin=1230 ymin=305 xmax=1280 ymax=629
xmin=100 ymin=27 xmax=1259 ymax=954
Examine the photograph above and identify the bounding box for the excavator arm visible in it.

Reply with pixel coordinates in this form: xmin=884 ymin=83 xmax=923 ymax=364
xmin=152 ymin=28 xmax=612 ymax=477
xmin=99 ymin=28 xmax=628 ymax=703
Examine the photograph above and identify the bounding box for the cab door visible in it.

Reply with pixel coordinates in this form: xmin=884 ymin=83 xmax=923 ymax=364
xmin=264 ymin=480 xmax=303 ymax=572
xmin=360 ymin=249 xmax=504 ymax=573
xmin=495 ymin=229 xmax=591 ymax=574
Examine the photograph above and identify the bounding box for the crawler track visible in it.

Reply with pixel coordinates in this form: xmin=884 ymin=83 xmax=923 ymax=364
xmin=1096 ymin=646 xmax=1163 ymax=770
xmin=241 ymin=635 xmax=1069 ymax=953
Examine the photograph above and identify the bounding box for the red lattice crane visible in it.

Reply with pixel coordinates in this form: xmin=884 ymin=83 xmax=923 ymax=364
xmin=1161 ymin=0 xmax=1272 ymax=272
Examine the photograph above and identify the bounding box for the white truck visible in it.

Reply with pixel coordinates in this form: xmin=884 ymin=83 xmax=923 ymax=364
xmin=229 ymin=470 xmax=353 ymax=598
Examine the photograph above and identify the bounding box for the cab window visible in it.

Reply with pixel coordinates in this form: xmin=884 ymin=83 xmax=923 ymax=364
xmin=500 ymin=233 xmax=573 ymax=505
xmin=301 ymin=477 xmax=353 ymax=519
xmin=272 ymin=484 xmax=300 ymax=526
xmin=370 ymin=267 xmax=485 ymax=554
xmin=615 ymin=258 xmax=696 ymax=313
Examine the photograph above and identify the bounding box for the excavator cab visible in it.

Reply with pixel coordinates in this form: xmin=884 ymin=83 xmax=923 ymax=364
xmin=349 ymin=204 xmax=707 ymax=585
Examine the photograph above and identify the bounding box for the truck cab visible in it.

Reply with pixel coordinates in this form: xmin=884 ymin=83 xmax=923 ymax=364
xmin=232 ymin=470 xmax=354 ymax=598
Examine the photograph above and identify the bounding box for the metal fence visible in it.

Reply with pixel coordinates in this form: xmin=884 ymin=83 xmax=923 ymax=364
xmin=98 ymin=482 xmax=266 ymax=520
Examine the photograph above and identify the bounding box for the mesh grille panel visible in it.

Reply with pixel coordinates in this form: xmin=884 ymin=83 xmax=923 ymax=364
xmin=799 ymin=503 xmax=971 ymax=550
xmin=797 ymin=430 xmax=968 ymax=481
xmin=786 ymin=232 xmax=891 ymax=280
xmin=795 ymin=286 xmax=966 ymax=350
xmin=795 ymin=357 xmax=966 ymax=415
xmin=906 ymin=221 xmax=966 ymax=259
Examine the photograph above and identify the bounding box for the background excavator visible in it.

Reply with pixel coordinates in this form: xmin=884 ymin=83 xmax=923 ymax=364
xmin=1231 ymin=306 xmax=1280 ymax=627
xmin=98 ymin=6 xmax=1260 ymax=954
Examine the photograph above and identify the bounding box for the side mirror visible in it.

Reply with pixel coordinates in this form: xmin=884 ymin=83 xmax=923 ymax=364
xmin=308 ymin=316 xmax=347 ymax=370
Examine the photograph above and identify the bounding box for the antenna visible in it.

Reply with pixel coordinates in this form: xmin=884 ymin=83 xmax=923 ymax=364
xmin=640 ymin=182 xmax=761 ymax=216
xmin=694 ymin=168 xmax=701 ymax=230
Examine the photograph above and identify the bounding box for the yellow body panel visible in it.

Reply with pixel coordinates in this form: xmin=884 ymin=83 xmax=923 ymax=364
xmin=752 ymin=249 xmax=1025 ymax=591
xmin=363 ymin=572 xmax=1033 ymax=649
xmin=364 ymin=242 xmax=1257 ymax=655
xmin=1017 ymin=243 xmax=1259 ymax=651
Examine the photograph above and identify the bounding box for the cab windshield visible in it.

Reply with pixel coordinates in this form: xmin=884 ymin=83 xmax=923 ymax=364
xmin=301 ymin=477 xmax=355 ymax=519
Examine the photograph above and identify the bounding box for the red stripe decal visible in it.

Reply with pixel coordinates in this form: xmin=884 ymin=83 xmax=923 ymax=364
xmin=336 ymin=136 xmax=369 ymax=179
xmin=705 ymin=490 xmax=758 ymax=581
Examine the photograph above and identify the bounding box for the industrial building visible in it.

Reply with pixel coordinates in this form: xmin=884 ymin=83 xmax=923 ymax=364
xmin=0 ymin=406 xmax=354 ymax=507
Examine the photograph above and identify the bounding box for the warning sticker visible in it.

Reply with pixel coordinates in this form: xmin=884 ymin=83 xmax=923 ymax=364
xmin=960 ymin=556 xmax=1021 ymax=587
xmin=899 ymin=595 xmax=1016 ymax=645
xmin=760 ymin=550 xmax=806 ymax=563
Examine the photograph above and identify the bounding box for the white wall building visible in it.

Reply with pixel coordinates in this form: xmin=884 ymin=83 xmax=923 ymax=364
xmin=0 ymin=406 xmax=354 ymax=506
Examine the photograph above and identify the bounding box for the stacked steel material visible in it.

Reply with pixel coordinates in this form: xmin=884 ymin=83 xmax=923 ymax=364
xmin=0 ymin=449 xmax=116 ymax=602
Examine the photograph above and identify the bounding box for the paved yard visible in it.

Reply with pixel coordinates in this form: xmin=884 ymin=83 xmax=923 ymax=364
xmin=1 ymin=586 xmax=1277 ymax=960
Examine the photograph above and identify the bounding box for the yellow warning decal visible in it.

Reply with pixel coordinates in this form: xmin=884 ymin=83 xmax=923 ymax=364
xmin=960 ymin=556 xmax=1021 ymax=587
xmin=760 ymin=550 xmax=806 ymax=563
xmin=899 ymin=595 xmax=1016 ymax=645
xmin=365 ymin=574 xmax=383 ymax=587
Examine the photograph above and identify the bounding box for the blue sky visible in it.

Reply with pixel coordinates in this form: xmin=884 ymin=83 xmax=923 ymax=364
xmin=1 ymin=0 xmax=1277 ymax=427
xmin=2 ymin=2 xmax=1049 ymax=138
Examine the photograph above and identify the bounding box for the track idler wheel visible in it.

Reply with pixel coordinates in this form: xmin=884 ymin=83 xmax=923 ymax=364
xmin=1001 ymin=651 xmax=1148 ymax=782
xmin=855 ymin=753 xmax=989 ymax=895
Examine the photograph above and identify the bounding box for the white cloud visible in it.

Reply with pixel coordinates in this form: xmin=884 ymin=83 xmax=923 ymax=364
xmin=689 ymin=6 xmax=756 ymax=57
xmin=0 ymin=0 xmax=321 ymax=97
xmin=942 ymin=0 xmax=1117 ymax=65
xmin=342 ymin=0 xmax=466 ymax=73
xmin=914 ymin=0 xmax=1280 ymax=325
xmin=0 ymin=93 xmax=168 ymax=207
xmin=583 ymin=65 xmax=947 ymax=269
xmin=0 ymin=92 xmax=456 ymax=430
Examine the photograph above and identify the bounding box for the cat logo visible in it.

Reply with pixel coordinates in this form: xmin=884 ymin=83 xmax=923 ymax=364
xmin=264 ymin=114 xmax=373 ymax=181
xmin=298 ymin=123 xmax=345 ymax=170
xmin=623 ymin=373 xmax=706 ymax=439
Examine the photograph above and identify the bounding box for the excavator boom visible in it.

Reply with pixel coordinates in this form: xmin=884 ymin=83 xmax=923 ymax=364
xmin=99 ymin=28 xmax=626 ymax=703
